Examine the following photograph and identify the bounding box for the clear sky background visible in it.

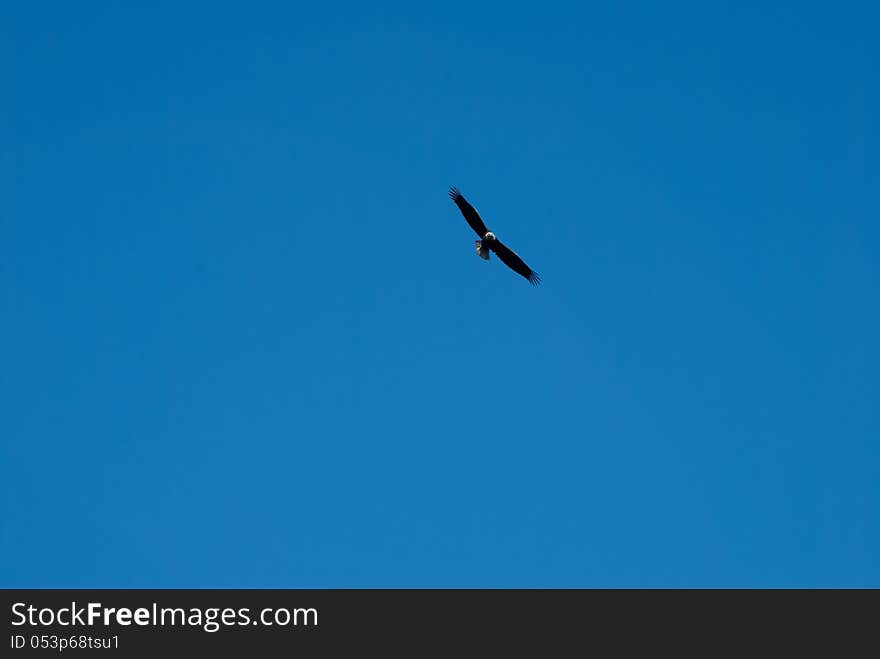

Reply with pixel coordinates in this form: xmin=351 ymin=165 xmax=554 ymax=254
xmin=2 ymin=2 xmax=877 ymax=587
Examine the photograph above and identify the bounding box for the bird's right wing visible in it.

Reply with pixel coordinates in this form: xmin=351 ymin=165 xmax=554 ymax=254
xmin=492 ymin=239 xmax=541 ymax=285
xmin=449 ymin=187 xmax=489 ymax=238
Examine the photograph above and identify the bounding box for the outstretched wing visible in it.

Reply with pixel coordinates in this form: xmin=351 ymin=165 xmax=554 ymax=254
xmin=491 ymin=239 xmax=541 ymax=285
xmin=449 ymin=187 xmax=489 ymax=238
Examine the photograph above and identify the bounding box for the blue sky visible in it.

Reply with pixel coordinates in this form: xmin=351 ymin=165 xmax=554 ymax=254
xmin=2 ymin=1 xmax=877 ymax=587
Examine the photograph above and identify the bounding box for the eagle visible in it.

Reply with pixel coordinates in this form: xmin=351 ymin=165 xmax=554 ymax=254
xmin=449 ymin=187 xmax=541 ymax=285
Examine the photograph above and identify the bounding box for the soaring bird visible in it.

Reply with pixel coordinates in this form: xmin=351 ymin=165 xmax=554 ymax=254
xmin=448 ymin=187 xmax=541 ymax=285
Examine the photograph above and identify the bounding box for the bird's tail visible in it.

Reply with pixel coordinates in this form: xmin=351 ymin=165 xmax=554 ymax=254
xmin=476 ymin=240 xmax=490 ymax=260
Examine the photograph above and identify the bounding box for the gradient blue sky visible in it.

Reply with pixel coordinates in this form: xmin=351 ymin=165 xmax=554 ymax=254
xmin=3 ymin=2 xmax=877 ymax=587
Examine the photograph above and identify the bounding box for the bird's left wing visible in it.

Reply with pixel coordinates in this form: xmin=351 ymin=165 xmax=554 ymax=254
xmin=492 ymin=239 xmax=541 ymax=285
xmin=449 ymin=187 xmax=489 ymax=238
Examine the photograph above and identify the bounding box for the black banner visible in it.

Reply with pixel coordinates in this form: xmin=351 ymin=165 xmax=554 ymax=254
xmin=2 ymin=590 xmax=875 ymax=654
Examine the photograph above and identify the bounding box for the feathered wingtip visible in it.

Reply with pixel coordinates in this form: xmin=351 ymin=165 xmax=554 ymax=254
xmin=448 ymin=186 xmax=462 ymax=201
xmin=527 ymin=271 xmax=541 ymax=286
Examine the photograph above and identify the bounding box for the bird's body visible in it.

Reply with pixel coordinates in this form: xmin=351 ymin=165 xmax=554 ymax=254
xmin=476 ymin=231 xmax=495 ymax=260
xmin=448 ymin=187 xmax=541 ymax=285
